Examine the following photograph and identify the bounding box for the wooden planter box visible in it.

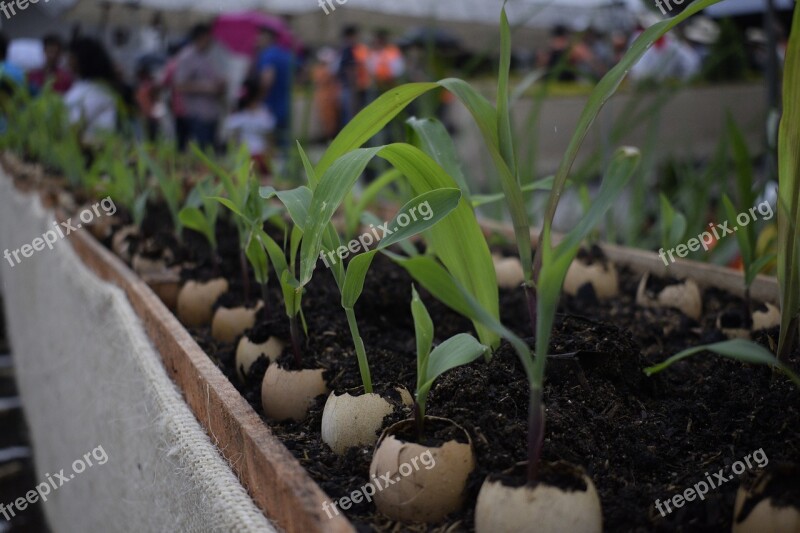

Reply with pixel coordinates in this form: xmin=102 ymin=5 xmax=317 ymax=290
xmin=7 ymin=162 xmax=775 ymax=531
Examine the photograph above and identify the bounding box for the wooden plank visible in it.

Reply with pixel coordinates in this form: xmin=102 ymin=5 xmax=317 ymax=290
xmin=66 ymin=225 xmax=354 ymax=533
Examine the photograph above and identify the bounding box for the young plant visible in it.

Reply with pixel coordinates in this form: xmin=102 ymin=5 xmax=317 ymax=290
xmin=410 ymin=286 xmax=488 ymax=439
xmin=647 ymin=4 xmax=800 ymax=379
xmin=659 ymin=193 xmax=687 ymax=258
xmin=143 ymin=146 xmax=184 ymax=241
xmin=194 ymin=144 xmax=267 ymax=303
xmin=274 ymin=147 xmax=464 ymax=392
xmin=98 ymin=145 xmax=150 ymax=227
xmin=721 ymin=114 xmax=776 ymax=306
xmin=179 ymin=177 xmax=223 ymax=272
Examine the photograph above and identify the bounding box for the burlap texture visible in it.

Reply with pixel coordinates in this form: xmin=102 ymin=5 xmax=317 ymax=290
xmin=0 ymin=169 xmax=276 ymax=533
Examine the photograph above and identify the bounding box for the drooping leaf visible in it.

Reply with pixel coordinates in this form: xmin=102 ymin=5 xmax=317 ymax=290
xmin=644 ymin=339 xmax=800 ymax=388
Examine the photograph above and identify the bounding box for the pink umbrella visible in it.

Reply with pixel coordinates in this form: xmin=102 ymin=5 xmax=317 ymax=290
xmin=212 ymin=11 xmax=296 ymax=57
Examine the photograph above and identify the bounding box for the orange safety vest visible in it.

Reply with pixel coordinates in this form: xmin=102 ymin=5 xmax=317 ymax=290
xmin=353 ymin=44 xmax=371 ymax=90
xmin=370 ymin=45 xmax=403 ymax=84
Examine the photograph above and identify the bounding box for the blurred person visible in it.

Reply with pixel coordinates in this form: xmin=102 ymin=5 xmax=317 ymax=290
xmin=256 ymin=26 xmax=293 ymax=149
xmin=160 ymin=41 xmax=190 ymax=150
xmin=576 ymin=28 xmax=612 ymax=79
xmin=539 ymin=25 xmax=577 ymax=81
xmin=135 ymin=64 xmax=160 ymax=140
xmin=311 ymin=47 xmax=340 ymax=142
xmin=0 ymin=33 xmax=24 ymax=87
xmin=28 ymin=34 xmax=73 ymax=95
xmin=367 ymin=29 xmax=405 ymax=92
xmin=683 ymin=16 xmax=720 ymax=64
xmin=221 ymin=78 xmax=276 ymax=176
xmin=337 ymin=25 xmax=369 ymax=128
xmin=174 ymin=24 xmax=226 ymax=149
xmin=64 ymin=38 xmax=120 ymax=142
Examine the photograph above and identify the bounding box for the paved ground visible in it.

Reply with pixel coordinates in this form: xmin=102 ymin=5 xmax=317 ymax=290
xmin=0 ymin=296 xmax=49 ymax=533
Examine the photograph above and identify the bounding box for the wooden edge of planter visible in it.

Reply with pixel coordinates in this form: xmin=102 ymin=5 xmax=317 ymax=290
xmin=479 ymin=219 xmax=780 ymax=305
xmin=63 ymin=222 xmax=354 ymax=533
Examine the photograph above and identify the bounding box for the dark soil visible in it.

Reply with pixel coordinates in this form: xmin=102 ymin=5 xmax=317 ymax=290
xmin=184 ymin=234 xmax=800 ymax=533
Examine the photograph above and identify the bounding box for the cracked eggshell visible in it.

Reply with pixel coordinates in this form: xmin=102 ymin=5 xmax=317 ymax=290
xmin=321 ymin=391 xmax=395 ymax=455
xmin=111 ymin=225 xmax=138 ymax=263
xmin=564 ymin=258 xmax=619 ymax=300
xmin=475 ymin=462 xmax=602 ymax=533
xmin=261 ymin=364 xmax=328 ymax=421
xmin=636 ymin=273 xmax=702 ymax=320
xmin=176 ymin=278 xmax=229 ymax=327
xmin=210 ymin=301 xmax=263 ymax=343
xmin=752 ymin=303 xmax=781 ymax=332
xmin=235 ymin=336 xmax=285 ymax=381
xmin=716 ymin=313 xmax=751 ymax=340
xmin=733 ymin=467 xmax=800 ymax=533
xmin=370 ymin=417 xmax=474 ymax=523
xmin=492 ymin=254 xmax=525 ymax=290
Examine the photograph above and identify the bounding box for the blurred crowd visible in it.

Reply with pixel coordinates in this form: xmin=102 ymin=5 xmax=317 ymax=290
xmin=0 ymin=11 xmax=788 ymax=173
xmin=537 ymin=13 xmax=788 ymax=83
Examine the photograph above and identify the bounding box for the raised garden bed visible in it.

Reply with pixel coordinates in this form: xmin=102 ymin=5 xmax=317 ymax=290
xmin=4 ymin=150 xmax=798 ymax=532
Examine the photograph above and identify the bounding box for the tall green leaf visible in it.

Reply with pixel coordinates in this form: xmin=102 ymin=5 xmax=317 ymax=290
xmin=777 ymin=4 xmax=800 ymax=360
xmin=537 ymin=0 xmax=726 ymax=274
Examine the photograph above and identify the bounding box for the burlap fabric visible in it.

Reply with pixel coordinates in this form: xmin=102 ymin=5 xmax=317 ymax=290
xmin=0 ymin=169 xmax=276 ymax=533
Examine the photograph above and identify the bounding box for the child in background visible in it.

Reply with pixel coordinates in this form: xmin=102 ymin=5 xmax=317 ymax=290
xmin=135 ymin=65 xmax=160 ymax=140
xmin=221 ymin=79 xmax=276 ymax=176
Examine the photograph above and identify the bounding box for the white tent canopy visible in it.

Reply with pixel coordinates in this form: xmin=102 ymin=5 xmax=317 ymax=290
xmin=62 ymin=0 xmax=645 ymax=31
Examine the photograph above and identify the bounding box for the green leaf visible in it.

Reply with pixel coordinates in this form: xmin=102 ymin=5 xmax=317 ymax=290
xmin=407 ymin=117 xmax=471 ymax=199
xmin=260 ymin=185 xmax=312 ymax=230
xmin=245 ymin=227 xmax=270 ymax=285
xmin=644 ymin=339 xmax=800 ymax=388
xmin=723 ymin=194 xmax=754 ymax=277
xmin=660 ymin=193 xmax=687 ymax=251
xmin=300 ymin=143 xmax=499 ymax=348
xmin=387 ymin=253 xmax=474 ymax=320
xmin=417 ymin=333 xmax=488 ymax=405
xmin=296 ymin=141 xmax=318 ymax=189
xmin=540 ymin=0 xmax=726 ymax=237
xmin=315 ymin=82 xmax=440 ymax=176
xmin=471 ymin=176 xmax=556 ymax=208
xmin=497 ymin=7 xmax=516 ymax=178
xmin=411 ymin=286 xmax=434 ymax=385
xmin=377 ymin=188 xmax=461 ymax=250
xmin=208 ymin=196 xmax=248 ymax=221
xmin=777 ymin=4 xmax=800 ymax=359
xmin=179 ymin=206 xmax=213 ymax=244
xmin=341 ymin=251 xmax=377 ymax=309
xmin=339 ymin=188 xmax=461 ymax=309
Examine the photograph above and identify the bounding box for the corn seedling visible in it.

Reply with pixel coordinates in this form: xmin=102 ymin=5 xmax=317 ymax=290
xmin=275 ymin=145 xmax=463 ymax=392
xmin=142 ymin=146 xmax=184 ymax=241
xmin=410 ymin=286 xmax=488 ymax=439
xmin=179 ymin=177 xmax=223 ymax=272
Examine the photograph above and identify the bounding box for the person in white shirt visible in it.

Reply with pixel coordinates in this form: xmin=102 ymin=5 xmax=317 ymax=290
xmin=221 ymin=79 xmax=276 ymax=176
xmin=64 ymin=38 xmax=120 ymax=143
